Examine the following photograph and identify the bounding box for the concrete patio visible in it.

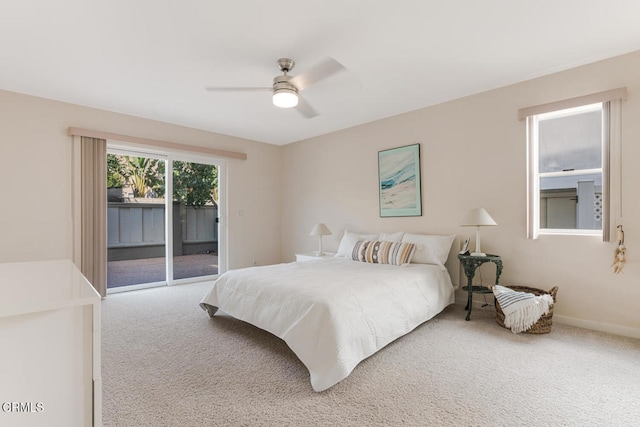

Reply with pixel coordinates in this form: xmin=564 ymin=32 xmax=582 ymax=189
xmin=107 ymin=253 xmax=218 ymax=288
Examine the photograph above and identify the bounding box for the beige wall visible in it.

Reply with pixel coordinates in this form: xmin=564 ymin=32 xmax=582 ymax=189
xmin=0 ymin=90 xmax=282 ymax=270
xmin=1 ymin=50 xmax=638 ymax=337
xmin=281 ymin=50 xmax=640 ymax=338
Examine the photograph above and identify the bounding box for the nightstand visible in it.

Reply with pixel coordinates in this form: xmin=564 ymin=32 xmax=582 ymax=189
xmin=295 ymin=252 xmax=336 ymax=262
xmin=458 ymin=253 xmax=503 ymax=321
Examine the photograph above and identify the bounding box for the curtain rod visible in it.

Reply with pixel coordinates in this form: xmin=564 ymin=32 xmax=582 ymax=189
xmin=67 ymin=127 xmax=247 ymax=160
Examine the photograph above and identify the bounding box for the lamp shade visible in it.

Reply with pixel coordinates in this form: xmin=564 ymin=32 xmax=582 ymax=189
xmin=273 ymin=88 xmax=298 ymax=108
xmin=460 ymin=208 xmax=497 ymax=227
xmin=309 ymin=223 xmax=332 ymax=236
xmin=460 ymin=208 xmax=497 ymax=257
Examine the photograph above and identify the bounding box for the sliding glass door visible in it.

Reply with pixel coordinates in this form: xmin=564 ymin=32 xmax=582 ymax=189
xmin=170 ymin=160 xmax=219 ymax=281
xmin=107 ymin=152 xmax=167 ymax=290
xmin=106 ymin=148 xmax=222 ymax=292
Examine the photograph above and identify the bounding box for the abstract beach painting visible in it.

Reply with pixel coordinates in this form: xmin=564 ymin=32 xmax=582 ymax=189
xmin=378 ymin=144 xmax=422 ymax=217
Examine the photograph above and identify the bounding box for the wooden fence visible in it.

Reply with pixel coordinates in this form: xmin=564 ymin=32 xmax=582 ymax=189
xmin=107 ymin=202 xmax=217 ymax=261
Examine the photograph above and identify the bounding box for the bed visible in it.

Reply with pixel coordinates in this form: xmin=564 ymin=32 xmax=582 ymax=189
xmin=200 ymin=232 xmax=456 ymax=391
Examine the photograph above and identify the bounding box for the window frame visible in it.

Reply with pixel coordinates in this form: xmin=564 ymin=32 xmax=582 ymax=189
xmin=526 ymin=102 xmax=614 ymax=240
xmin=107 ymin=141 xmax=229 ymax=283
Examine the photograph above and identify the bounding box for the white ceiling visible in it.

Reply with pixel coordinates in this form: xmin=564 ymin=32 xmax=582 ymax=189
xmin=2 ymin=1 xmax=640 ymax=145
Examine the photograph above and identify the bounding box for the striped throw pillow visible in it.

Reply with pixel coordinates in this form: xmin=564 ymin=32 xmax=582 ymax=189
xmin=350 ymin=240 xmax=416 ymax=265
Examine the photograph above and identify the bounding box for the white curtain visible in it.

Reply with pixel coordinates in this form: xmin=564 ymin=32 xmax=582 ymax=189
xmin=80 ymin=137 xmax=107 ymax=297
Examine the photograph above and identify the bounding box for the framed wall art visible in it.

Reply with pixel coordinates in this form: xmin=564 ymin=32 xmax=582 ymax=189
xmin=378 ymin=143 xmax=422 ymax=217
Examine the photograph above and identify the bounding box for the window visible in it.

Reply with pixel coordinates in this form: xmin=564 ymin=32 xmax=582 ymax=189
xmin=520 ymin=88 xmax=625 ymax=241
xmin=531 ymin=103 xmax=606 ymax=235
xmin=527 ymin=102 xmax=616 ymax=239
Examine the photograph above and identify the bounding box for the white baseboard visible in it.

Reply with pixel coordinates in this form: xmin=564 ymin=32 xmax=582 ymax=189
xmin=453 ymin=294 xmax=640 ymax=339
xmin=553 ymin=314 xmax=640 ymax=339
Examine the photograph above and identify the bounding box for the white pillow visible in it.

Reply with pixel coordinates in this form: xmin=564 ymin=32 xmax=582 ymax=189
xmin=379 ymin=231 xmax=404 ymax=242
xmin=335 ymin=230 xmax=380 ymax=258
xmin=401 ymin=233 xmax=455 ymax=266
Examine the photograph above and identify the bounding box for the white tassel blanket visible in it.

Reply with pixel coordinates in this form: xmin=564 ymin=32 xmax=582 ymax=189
xmin=493 ymin=285 xmax=554 ymax=333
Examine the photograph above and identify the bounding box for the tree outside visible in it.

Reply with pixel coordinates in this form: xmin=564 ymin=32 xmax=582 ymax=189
xmin=107 ymin=154 xmax=165 ymax=198
xmin=107 ymin=154 xmax=218 ymax=206
xmin=173 ymin=161 xmax=218 ymax=207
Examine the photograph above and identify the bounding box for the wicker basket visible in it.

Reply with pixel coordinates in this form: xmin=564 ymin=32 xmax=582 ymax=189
xmin=495 ymin=285 xmax=559 ymax=334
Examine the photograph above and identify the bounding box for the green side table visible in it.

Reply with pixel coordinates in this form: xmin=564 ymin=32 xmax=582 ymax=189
xmin=458 ymin=254 xmax=503 ymax=321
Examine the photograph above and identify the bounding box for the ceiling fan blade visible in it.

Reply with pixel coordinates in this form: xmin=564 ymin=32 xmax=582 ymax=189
xmin=205 ymin=86 xmax=272 ymax=92
xmin=289 ymin=57 xmax=346 ymax=91
xmin=295 ymin=96 xmax=318 ymax=119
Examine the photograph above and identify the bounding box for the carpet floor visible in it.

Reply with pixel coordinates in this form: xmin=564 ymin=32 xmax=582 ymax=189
xmin=102 ymin=281 xmax=640 ymax=426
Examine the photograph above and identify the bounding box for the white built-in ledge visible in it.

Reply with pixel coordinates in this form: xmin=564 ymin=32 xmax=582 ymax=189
xmin=0 ymin=259 xmax=102 ymax=426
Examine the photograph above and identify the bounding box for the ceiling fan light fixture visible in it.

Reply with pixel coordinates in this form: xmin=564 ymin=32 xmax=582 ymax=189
xmin=206 ymin=57 xmax=344 ymax=118
xmin=272 ymin=88 xmax=298 ymax=108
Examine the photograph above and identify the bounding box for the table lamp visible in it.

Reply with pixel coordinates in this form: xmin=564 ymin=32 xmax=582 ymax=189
xmin=309 ymin=223 xmax=332 ymax=256
xmin=460 ymin=208 xmax=497 ymax=257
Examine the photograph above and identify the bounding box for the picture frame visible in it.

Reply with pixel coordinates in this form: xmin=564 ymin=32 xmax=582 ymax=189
xmin=378 ymin=143 xmax=422 ymax=217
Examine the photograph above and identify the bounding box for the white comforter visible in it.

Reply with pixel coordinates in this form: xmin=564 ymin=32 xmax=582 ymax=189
xmin=200 ymin=257 xmax=454 ymax=391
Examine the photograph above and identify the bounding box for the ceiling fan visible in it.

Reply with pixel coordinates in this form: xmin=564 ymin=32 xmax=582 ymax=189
xmin=205 ymin=57 xmax=346 ymax=118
